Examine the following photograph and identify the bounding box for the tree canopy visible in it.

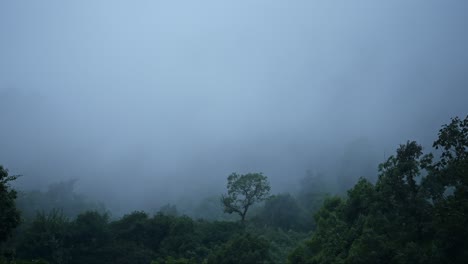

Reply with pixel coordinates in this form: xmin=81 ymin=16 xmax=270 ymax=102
xmin=0 ymin=165 xmax=20 ymax=244
xmin=221 ymin=172 xmax=271 ymax=223
xmin=3 ymin=115 xmax=467 ymax=264
xmin=288 ymin=115 xmax=468 ymax=264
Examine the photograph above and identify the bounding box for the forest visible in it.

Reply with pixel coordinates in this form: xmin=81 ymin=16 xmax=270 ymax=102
xmin=1 ymin=115 xmax=467 ymax=263
xmin=1 ymin=1 xmax=468 ymax=263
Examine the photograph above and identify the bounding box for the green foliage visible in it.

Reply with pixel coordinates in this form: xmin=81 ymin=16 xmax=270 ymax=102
xmin=196 ymin=220 xmax=243 ymax=248
xmin=303 ymin=196 xmax=349 ymax=263
xmin=207 ymin=233 xmax=270 ymax=264
xmin=7 ymin=260 xmax=49 ymax=264
xmin=0 ymin=165 xmax=20 ymax=244
xmin=158 ymin=215 xmax=198 ymax=259
xmin=151 ymin=256 xmax=192 ymax=264
xmin=68 ymin=211 xmax=112 ymax=264
xmin=421 ymin=115 xmax=468 ymax=263
xmin=221 ymin=172 xmax=271 ymax=223
xmin=17 ymin=210 xmax=70 ymax=264
xmin=11 ymin=208 xmax=271 ymax=263
xmin=248 ymin=226 xmax=310 ymax=264
xmin=111 ymin=211 xmax=150 ymax=246
xmin=7 ymin=116 xmax=467 ymax=264
xmin=109 ymin=212 xmax=198 ymax=261
xmin=289 ymin=141 xmax=434 ymax=263
xmin=289 ymin=116 xmax=468 ymax=264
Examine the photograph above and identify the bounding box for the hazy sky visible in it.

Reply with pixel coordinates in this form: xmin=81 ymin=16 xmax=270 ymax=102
xmin=1 ymin=1 xmax=467 ymax=210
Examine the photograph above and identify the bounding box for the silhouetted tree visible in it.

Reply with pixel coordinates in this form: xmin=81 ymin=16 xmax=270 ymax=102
xmin=0 ymin=165 xmax=20 ymax=243
xmin=221 ymin=173 xmax=270 ymax=224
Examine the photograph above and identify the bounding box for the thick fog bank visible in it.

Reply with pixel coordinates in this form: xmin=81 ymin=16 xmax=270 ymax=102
xmin=1 ymin=1 xmax=467 ymax=213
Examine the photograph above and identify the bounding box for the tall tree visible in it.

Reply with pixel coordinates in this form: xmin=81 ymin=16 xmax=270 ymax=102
xmin=221 ymin=173 xmax=270 ymax=224
xmin=421 ymin=115 xmax=468 ymax=263
xmin=0 ymin=165 xmax=20 ymax=243
xmin=288 ymin=116 xmax=468 ymax=264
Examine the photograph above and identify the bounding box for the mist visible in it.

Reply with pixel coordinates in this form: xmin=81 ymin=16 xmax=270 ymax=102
xmin=1 ymin=0 xmax=467 ymax=213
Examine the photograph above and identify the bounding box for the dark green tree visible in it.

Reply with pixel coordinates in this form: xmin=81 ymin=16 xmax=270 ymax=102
xmin=288 ymin=142 xmax=430 ymax=263
xmin=207 ymin=234 xmax=270 ymax=264
xmin=0 ymin=165 xmax=21 ymax=243
xmin=17 ymin=209 xmax=71 ymax=264
xmin=68 ymin=211 xmax=112 ymax=264
xmin=221 ymin=173 xmax=270 ymax=224
xmin=421 ymin=115 xmax=468 ymax=263
xmin=111 ymin=211 xmax=150 ymax=246
xmin=288 ymin=117 xmax=468 ymax=264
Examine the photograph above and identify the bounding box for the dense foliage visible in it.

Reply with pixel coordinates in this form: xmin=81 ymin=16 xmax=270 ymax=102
xmin=1 ymin=116 xmax=466 ymax=263
xmin=0 ymin=166 xmax=21 ymax=260
xmin=289 ymin=116 xmax=468 ymax=264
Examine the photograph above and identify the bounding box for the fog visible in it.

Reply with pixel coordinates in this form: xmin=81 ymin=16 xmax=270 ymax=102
xmin=1 ymin=1 xmax=467 ymax=213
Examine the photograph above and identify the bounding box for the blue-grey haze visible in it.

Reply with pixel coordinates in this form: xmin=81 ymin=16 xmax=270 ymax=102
xmin=1 ymin=0 xmax=467 ymax=212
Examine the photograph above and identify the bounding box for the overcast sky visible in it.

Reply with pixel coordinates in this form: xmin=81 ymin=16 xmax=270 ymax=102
xmin=1 ymin=1 xmax=467 ymax=210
